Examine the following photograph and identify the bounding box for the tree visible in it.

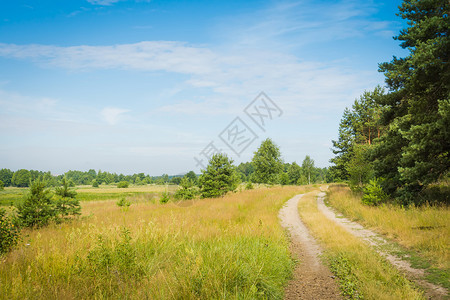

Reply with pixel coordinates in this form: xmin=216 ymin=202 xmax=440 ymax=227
xmin=16 ymin=178 xmax=55 ymax=228
xmin=0 ymin=180 xmax=3 ymax=191
xmin=251 ymin=138 xmax=283 ymax=184
xmin=302 ymin=155 xmax=315 ymax=185
xmin=175 ymin=176 xmax=198 ymax=200
xmin=54 ymin=176 xmax=81 ymax=219
xmin=199 ymin=154 xmax=239 ymax=198
xmin=0 ymin=169 xmax=13 ymax=187
xmin=184 ymin=171 xmax=198 ymax=185
xmin=12 ymin=169 xmax=31 ymax=187
xmin=287 ymin=162 xmax=302 ymax=185
xmin=374 ymin=0 xmax=450 ymax=202
xmin=346 ymin=144 xmax=373 ymax=192
xmin=92 ymin=179 xmax=99 ymax=188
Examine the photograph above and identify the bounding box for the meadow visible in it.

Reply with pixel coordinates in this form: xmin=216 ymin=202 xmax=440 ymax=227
xmin=0 ymin=186 xmax=308 ymax=299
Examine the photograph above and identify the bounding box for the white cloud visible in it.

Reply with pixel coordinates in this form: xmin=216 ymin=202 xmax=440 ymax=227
xmin=86 ymin=0 xmax=120 ymax=6
xmin=100 ymin=107 xmax=130 ymax=125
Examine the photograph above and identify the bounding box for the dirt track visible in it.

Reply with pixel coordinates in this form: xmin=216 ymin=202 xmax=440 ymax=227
xmin=279 ymin=194 xmax=342 ymax=299
xmin=317 ymin=191 xmax=448 ymax=299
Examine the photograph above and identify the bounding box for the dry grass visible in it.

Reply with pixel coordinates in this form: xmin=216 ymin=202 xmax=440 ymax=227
xmin=76 ymin=184 xmax=179 ymax=194
xmin=0 ymin=186 xmax=308 ymax=299
xmin=298 ymin=191 xmax=423 ymax=300
xmin=327 ymin=185 xmax=449 ymax=269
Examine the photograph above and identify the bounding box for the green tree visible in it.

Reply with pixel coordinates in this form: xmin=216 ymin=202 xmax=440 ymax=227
xmin=184 ymin=171 xmax=198 ymax=185
xmin=54 ymin=176 xmax=81 ymax=219
xmin=251 ymin=138 xmax=283 ymax=184
xmin=0 ymin=169 xmax=13 ymax=187
xmin=374 ymin=0 xmax=450 ymax=202
xmin=346 ymin=144 xmax=373 ymax=192
xmin=287 ymin=162 xmax=302 ymax=185
xmin=199 ymin=154 xmax=239 ymax=198
xmin=92 ymin=179 xmax=99 ymax=188
xmin=302 ymin=155 xmax=315 ymax=185
xmin=175 ymin=176 xmax=198 ymax=200
xmin=0 ymin=180 xmax=3 ymax=191
xmin=16 ymin=178 xmax=55 ymax=228
xmin=12 ymin=169 xmax=31 ymax=187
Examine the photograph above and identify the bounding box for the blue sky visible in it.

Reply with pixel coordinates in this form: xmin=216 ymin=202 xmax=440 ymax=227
xmin=0 ymin=0 xmax=406 ymax=175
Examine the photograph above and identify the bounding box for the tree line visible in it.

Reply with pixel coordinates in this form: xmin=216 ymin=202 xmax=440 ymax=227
xmin=329 ymin=0 xmax=449 ymax=205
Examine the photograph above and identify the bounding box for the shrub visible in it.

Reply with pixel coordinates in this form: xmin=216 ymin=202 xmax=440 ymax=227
xmin=245 ymin=182 xmax=254 ymax=190
xmin=117 ymin=181 xmax=129 ymax=188
xmin=92 ymin=179 xmax=99 ymax=188
xmin=362 ymin=178 xmax=388 ymax=206
xmin=174 ymin=177 xmax=198 ymax=200
xmin=160 ymin=192 xmax=170 ymax=204
xmin=0 ymin=179 xmax=4 ymax=191
xmin=0 ymin=208 xmax=20 ymax=255
xmin=116 ymin=197 xmax=131 ymax=208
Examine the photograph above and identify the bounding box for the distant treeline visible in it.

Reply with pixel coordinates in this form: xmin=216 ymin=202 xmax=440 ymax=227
xmin=0 ymin=160 xmax=330 ymax=188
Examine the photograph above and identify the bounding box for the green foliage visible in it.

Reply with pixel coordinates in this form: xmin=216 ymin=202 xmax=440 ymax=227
xmin=0 ymin=208 xmax=20 ymax=256
xmin=160 ymin=192 xmax=170 ymax=204
xmin=199 ymin=153 xmax=239 ymax=198
xmin=252 ymin=138 xmax=283 ymax=184
xmin=301 ymin=155 xmax=315 ymax=185
xmin=54 ymin=176 xmax=81 ymax=219
xmin=245 ymin=182 xmax=254 ymax=190
xmin=92 ymin=179 xmax=99 ymax=188
xmin=327 ymin=253 xmax=362 ymax=299
xmin=287 ymin=162 xmax=302 ymax=185
xmin=362 ymin=178 xmax=388 ymax=206
xmin=12 ymin=169 xmax=31 ymax=187
xmin=0 ymin=180 xmax=3 ymax=191
xmin=373 ymin=0 xmax=450 ymax=203
xmin=116 ymin=197 xmax=131 ymax=208
xmin=16 ymin=178 xmax=55 ymax=228
xmin=117 ymin=181 xmax=129 ymax=188
xmin=184 ymin=171 xmax=198 ymax=185
xmin=0 ymin=169 xmax=13 ymax=187
xmin=174 ymin=176 xmax=198 ymax=200
xmin=346 ymin=144 xmax=373 ymax=192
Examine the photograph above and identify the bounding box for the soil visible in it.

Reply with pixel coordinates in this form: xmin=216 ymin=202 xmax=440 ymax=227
xmin=279 ymin=194 xmax=342 ymax=299
xmin=317 ymin=190 xmax=448 ymax=299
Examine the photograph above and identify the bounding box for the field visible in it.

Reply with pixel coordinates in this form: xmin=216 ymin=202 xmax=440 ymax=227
xmin=0 ymin=184 xmax=180 ymax=206
xmin=0 ymin=186 xmax=307 ymax=299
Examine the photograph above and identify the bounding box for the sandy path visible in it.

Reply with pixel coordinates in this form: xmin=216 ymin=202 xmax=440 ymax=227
xmin=279 ymin=194 xmax=342 ymax=299
xmin=317 ymin=191 xmax=448 ymax=299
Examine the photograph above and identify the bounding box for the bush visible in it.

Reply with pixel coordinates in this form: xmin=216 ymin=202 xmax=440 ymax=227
xmin=116 ymin=197 xmax=131 ymax=208
xmin=174 ymin=177 xmax=198 ymax=200
xmin=92 ymin=179 xmax=99 ymax=188
xmin=0 ymin=179 xmax=4 ymax=191
xmin=245 ymin=182 xmax=254 ymax=190
xmin=0 ymin=208 xmax=20 ymax=255
xmin=160 ymin=192 xmax=170 ymax=204
xmin=117 ymin=181 xmax=129 ymax=188
xmin=54 ymin=177 xmax=81 ymax=220
xmin=362 ymin=178 xmax=388 ymax=206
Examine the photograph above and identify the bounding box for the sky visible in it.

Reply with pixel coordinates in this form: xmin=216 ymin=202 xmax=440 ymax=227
xmin=0 ymin=0 xmax=407 ymax=176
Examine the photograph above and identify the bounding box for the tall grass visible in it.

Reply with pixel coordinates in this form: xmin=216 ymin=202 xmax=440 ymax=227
xmin=0 ymin=186 xmax=306 ymax=299
xmin=298 ymin=191 xmax=423 ymax=300
xmin=327 ymin=185 xmax=449 ymax=269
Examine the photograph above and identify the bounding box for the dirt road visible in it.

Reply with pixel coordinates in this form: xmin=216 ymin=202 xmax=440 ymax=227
xmin=317 ymin=191 xmax=448 ymax=299
xmin=279 ymin=194 xmax=342 ymax=299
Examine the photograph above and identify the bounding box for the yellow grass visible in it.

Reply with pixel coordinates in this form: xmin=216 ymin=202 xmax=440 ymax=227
xmin=298 ymin=191 xmax=423 ymax=300
xmin=76 ymin=184 xmax=179 ymax=194
xmin=327 ymin=186 xmax=450 ymax=269
xmin=0 ymin=186 xmax=308 ymax=299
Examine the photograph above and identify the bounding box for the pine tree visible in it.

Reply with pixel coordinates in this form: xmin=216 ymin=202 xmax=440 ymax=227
xmin=199 ymin=154 xmax=239 ymax=198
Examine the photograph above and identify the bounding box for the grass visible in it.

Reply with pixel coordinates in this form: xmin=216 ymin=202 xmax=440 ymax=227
xmin=0 ymin=186 xmax=307 ymax=299
xmin=0 ymin=184 xmax=179 ymax=206
xmin=297 ymin=191 xmax=423 ymax=300
xmin=326 ymin=185 xmax=449 ymax=273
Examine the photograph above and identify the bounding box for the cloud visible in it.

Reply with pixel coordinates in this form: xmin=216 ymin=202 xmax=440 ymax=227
xmin=86 ymin=0 xmax=120 ymax=6
xmin=100 ymin=107 xmax=130 ymax=125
